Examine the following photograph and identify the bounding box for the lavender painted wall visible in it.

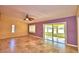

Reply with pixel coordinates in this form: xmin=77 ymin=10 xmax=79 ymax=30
xmin=29 ymin=16 xmax=77 ymax=45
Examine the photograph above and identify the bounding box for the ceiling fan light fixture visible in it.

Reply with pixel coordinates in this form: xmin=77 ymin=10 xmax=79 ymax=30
xmin=24 ymin=14 xmax=34 ymax=21
xmin=26 ymin=18 xmax=29 ymax=20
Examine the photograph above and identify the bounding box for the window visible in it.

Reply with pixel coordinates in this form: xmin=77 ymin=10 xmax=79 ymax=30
xmin=58 ymin=25 xmax=64 ymax=34
xmin=45 ymin=27 xmax=48 ymax=32
xmin=45 ymin=25 xmax=48 ymax=32
xmin=46 ymin=24 xmax=52 ymax=32
xmin=48 ymin=27 xmax=52 ymax=32
xmin=11 ymin=25 xmax=15 ymax=33
xmin=29 ymin=24 xmax=36 ymax=33
xmin=53 ymin=27 xmax=57 ymax=34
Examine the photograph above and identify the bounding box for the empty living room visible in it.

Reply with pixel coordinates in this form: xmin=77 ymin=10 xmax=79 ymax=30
xmin=0 ymin=5 xmax=79 ymax=53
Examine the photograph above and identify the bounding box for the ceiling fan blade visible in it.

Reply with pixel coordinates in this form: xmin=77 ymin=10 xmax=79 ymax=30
xmin=24 ymin=18 xmax=26 ymax=20
xmin=24 ymin=14 xmax=29 ymax=20
xmin=29 ymin=18 xmax=34 ymax=21
xmin=24 ymin=14 xmax=34 ymax=21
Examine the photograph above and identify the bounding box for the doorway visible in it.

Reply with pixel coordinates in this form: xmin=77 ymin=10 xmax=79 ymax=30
xmin=43 ymin=22 xmax=67 ymax=48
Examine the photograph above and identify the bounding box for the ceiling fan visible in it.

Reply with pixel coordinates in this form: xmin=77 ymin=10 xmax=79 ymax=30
xmin=24 ymin=14 xmax=34 ymax=21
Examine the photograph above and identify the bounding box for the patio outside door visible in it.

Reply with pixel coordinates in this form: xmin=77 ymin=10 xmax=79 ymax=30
xmin=44 ymin=23 xmax=66 ymax=45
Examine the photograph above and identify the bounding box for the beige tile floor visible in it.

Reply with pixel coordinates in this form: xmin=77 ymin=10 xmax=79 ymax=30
xmin=0 ymin=35 xmax=78 ymax=53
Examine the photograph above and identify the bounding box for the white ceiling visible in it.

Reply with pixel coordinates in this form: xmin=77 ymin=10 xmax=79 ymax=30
xmin=0 ymin=5 xmax=77 ymax=23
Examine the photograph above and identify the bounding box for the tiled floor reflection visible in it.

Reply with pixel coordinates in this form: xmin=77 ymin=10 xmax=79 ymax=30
xmin=45 ymin=36 xmax=65 ymax=44
xmin=44 ymin=39 xmax=65 ymax=48
xmin=44 ymin=39 xmax=77 ymax=53
xmin=9 ymin=38 xmax=16 ymax=52
xmin=0 ymin=35 xmax=78 ymax=53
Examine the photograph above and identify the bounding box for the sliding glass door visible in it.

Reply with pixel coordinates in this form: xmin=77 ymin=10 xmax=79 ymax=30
xmin=44 ymin=23 xmax=66 ymax=44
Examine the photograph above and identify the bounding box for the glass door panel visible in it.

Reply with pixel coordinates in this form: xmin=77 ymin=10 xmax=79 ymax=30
xmin=44 ymin=24 xmax=53 ymax=41
xmin=57 ymin=38 xmax=65 ymax=44
xmin=58 ymin=24 xmax=64 ymax=34
xmin=57 ymin=24 xmax=65 ymax=44
xmin=53 ymin=37 xmax=58 ymax=42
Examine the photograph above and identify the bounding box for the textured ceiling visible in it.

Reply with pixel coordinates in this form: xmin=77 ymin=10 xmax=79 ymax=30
xmin=0 ymin=5 xmax=77 ymax=23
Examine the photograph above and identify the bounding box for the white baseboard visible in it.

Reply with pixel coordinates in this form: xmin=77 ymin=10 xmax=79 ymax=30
xmin=67 ymin=44 xmax=78 ymax=47
xmin=30 ymin=35 xmax=42 ymax=39
xmin=0 ymin=34 xmax=28 ymax=39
